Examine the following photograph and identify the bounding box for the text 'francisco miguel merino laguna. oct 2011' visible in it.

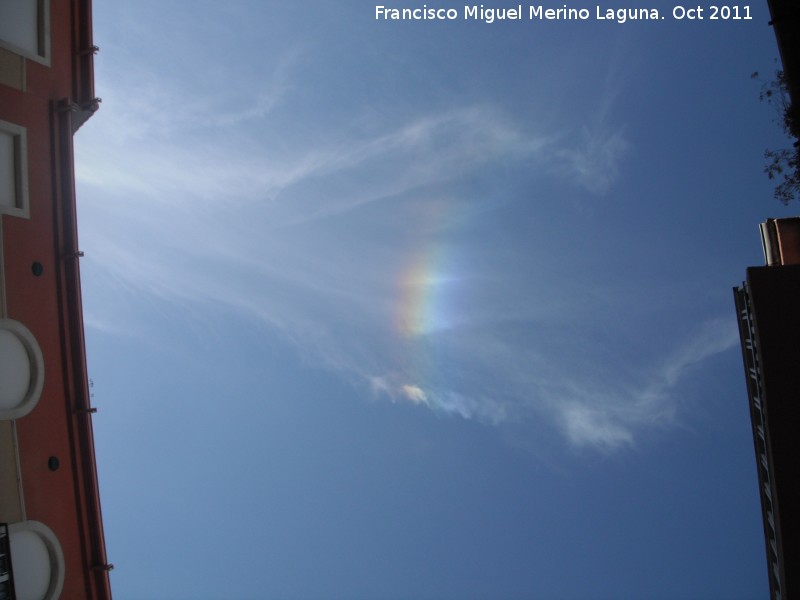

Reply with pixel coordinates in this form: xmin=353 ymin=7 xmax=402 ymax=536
xmin=375 ymin=4 xmax=754 ymax=23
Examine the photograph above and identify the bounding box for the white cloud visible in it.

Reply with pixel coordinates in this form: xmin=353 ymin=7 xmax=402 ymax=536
xmin=557 ymin=125 xmax=629 ymax=194
xmin=75 ymin=42 xmax=729 ymax=455
xmin=561 ymin=403 xmax=634 ymax=449
xmin=401 ymin=384 xmax=428 ymax=405
xmin=545 ymin=317 xmax=739 ymax=450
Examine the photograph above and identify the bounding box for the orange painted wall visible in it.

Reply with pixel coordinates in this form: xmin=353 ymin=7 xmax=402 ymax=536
xmin=1 ymin=0 xmax=111 ymax=597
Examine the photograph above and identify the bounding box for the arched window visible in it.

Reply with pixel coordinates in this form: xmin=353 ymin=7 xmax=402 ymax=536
xmin=6 ymin=521 xmax=65 ymax=600
xmin=0 ymin=319 xmax=44 ymax=420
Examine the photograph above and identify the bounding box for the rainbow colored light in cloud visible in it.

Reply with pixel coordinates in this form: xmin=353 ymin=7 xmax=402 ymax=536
xmin=394 ymin=243 xmax=458 ymax=338
xmin=383 ymin=204 xmax=512 ymax=422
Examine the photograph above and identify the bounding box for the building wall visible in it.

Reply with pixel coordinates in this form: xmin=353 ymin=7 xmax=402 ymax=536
xmin=0 ymin=0 xmax=111 ymax=598
xmin=735 ymin=261 xmax=800 ymax=600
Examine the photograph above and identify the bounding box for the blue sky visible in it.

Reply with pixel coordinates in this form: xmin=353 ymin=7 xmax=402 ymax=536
xmin=73 ymin=1 xmax=793 ymax=598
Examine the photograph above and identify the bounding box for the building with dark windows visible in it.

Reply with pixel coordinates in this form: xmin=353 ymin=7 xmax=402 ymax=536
xmin=733 ymin=2 xmax=800 ymax=597
xmin=734 ymin=217 xmax=800 ymax=600
xmin=0 ymin=0 xmax=112 ymax=598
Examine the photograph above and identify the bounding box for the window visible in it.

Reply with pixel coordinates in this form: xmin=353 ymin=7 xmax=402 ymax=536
xmin=0 ymin=0 xmax=50 ymax=65
xmin=6 ymin=522 xmax=64 ymax=600
xmin=0 ymin=120 xmax=29 ymax=219
xmin=0 ymin=319 xmax=44 ymax=420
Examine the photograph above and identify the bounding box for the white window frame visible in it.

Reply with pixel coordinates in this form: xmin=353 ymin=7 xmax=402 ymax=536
xmin=0 ymin=0 xmax=51 ymax=66
xmin=0 ymin=120 xmax=30 ymax=220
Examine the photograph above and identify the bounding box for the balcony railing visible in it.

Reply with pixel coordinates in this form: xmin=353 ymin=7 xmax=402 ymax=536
xmin=734 ymin=286 xmax=784 ymax=600
xmin=0 ymin=524 xmax=15 ymax=600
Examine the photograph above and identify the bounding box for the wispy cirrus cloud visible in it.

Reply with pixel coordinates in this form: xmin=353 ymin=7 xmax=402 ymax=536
xmin=362 ymin=312 xmax=737 ymax=451
xmin=552 ymin=318 xmax=739 ymax=450
xmin=74 ymin=36 xmax=726 ymax=454
xmin=557 ymin=124 xmax=629 ymax=194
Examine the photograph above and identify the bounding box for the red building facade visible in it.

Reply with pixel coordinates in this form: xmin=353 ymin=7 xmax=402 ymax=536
xmin=0 ymin=0 xmax=112 ymax=598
